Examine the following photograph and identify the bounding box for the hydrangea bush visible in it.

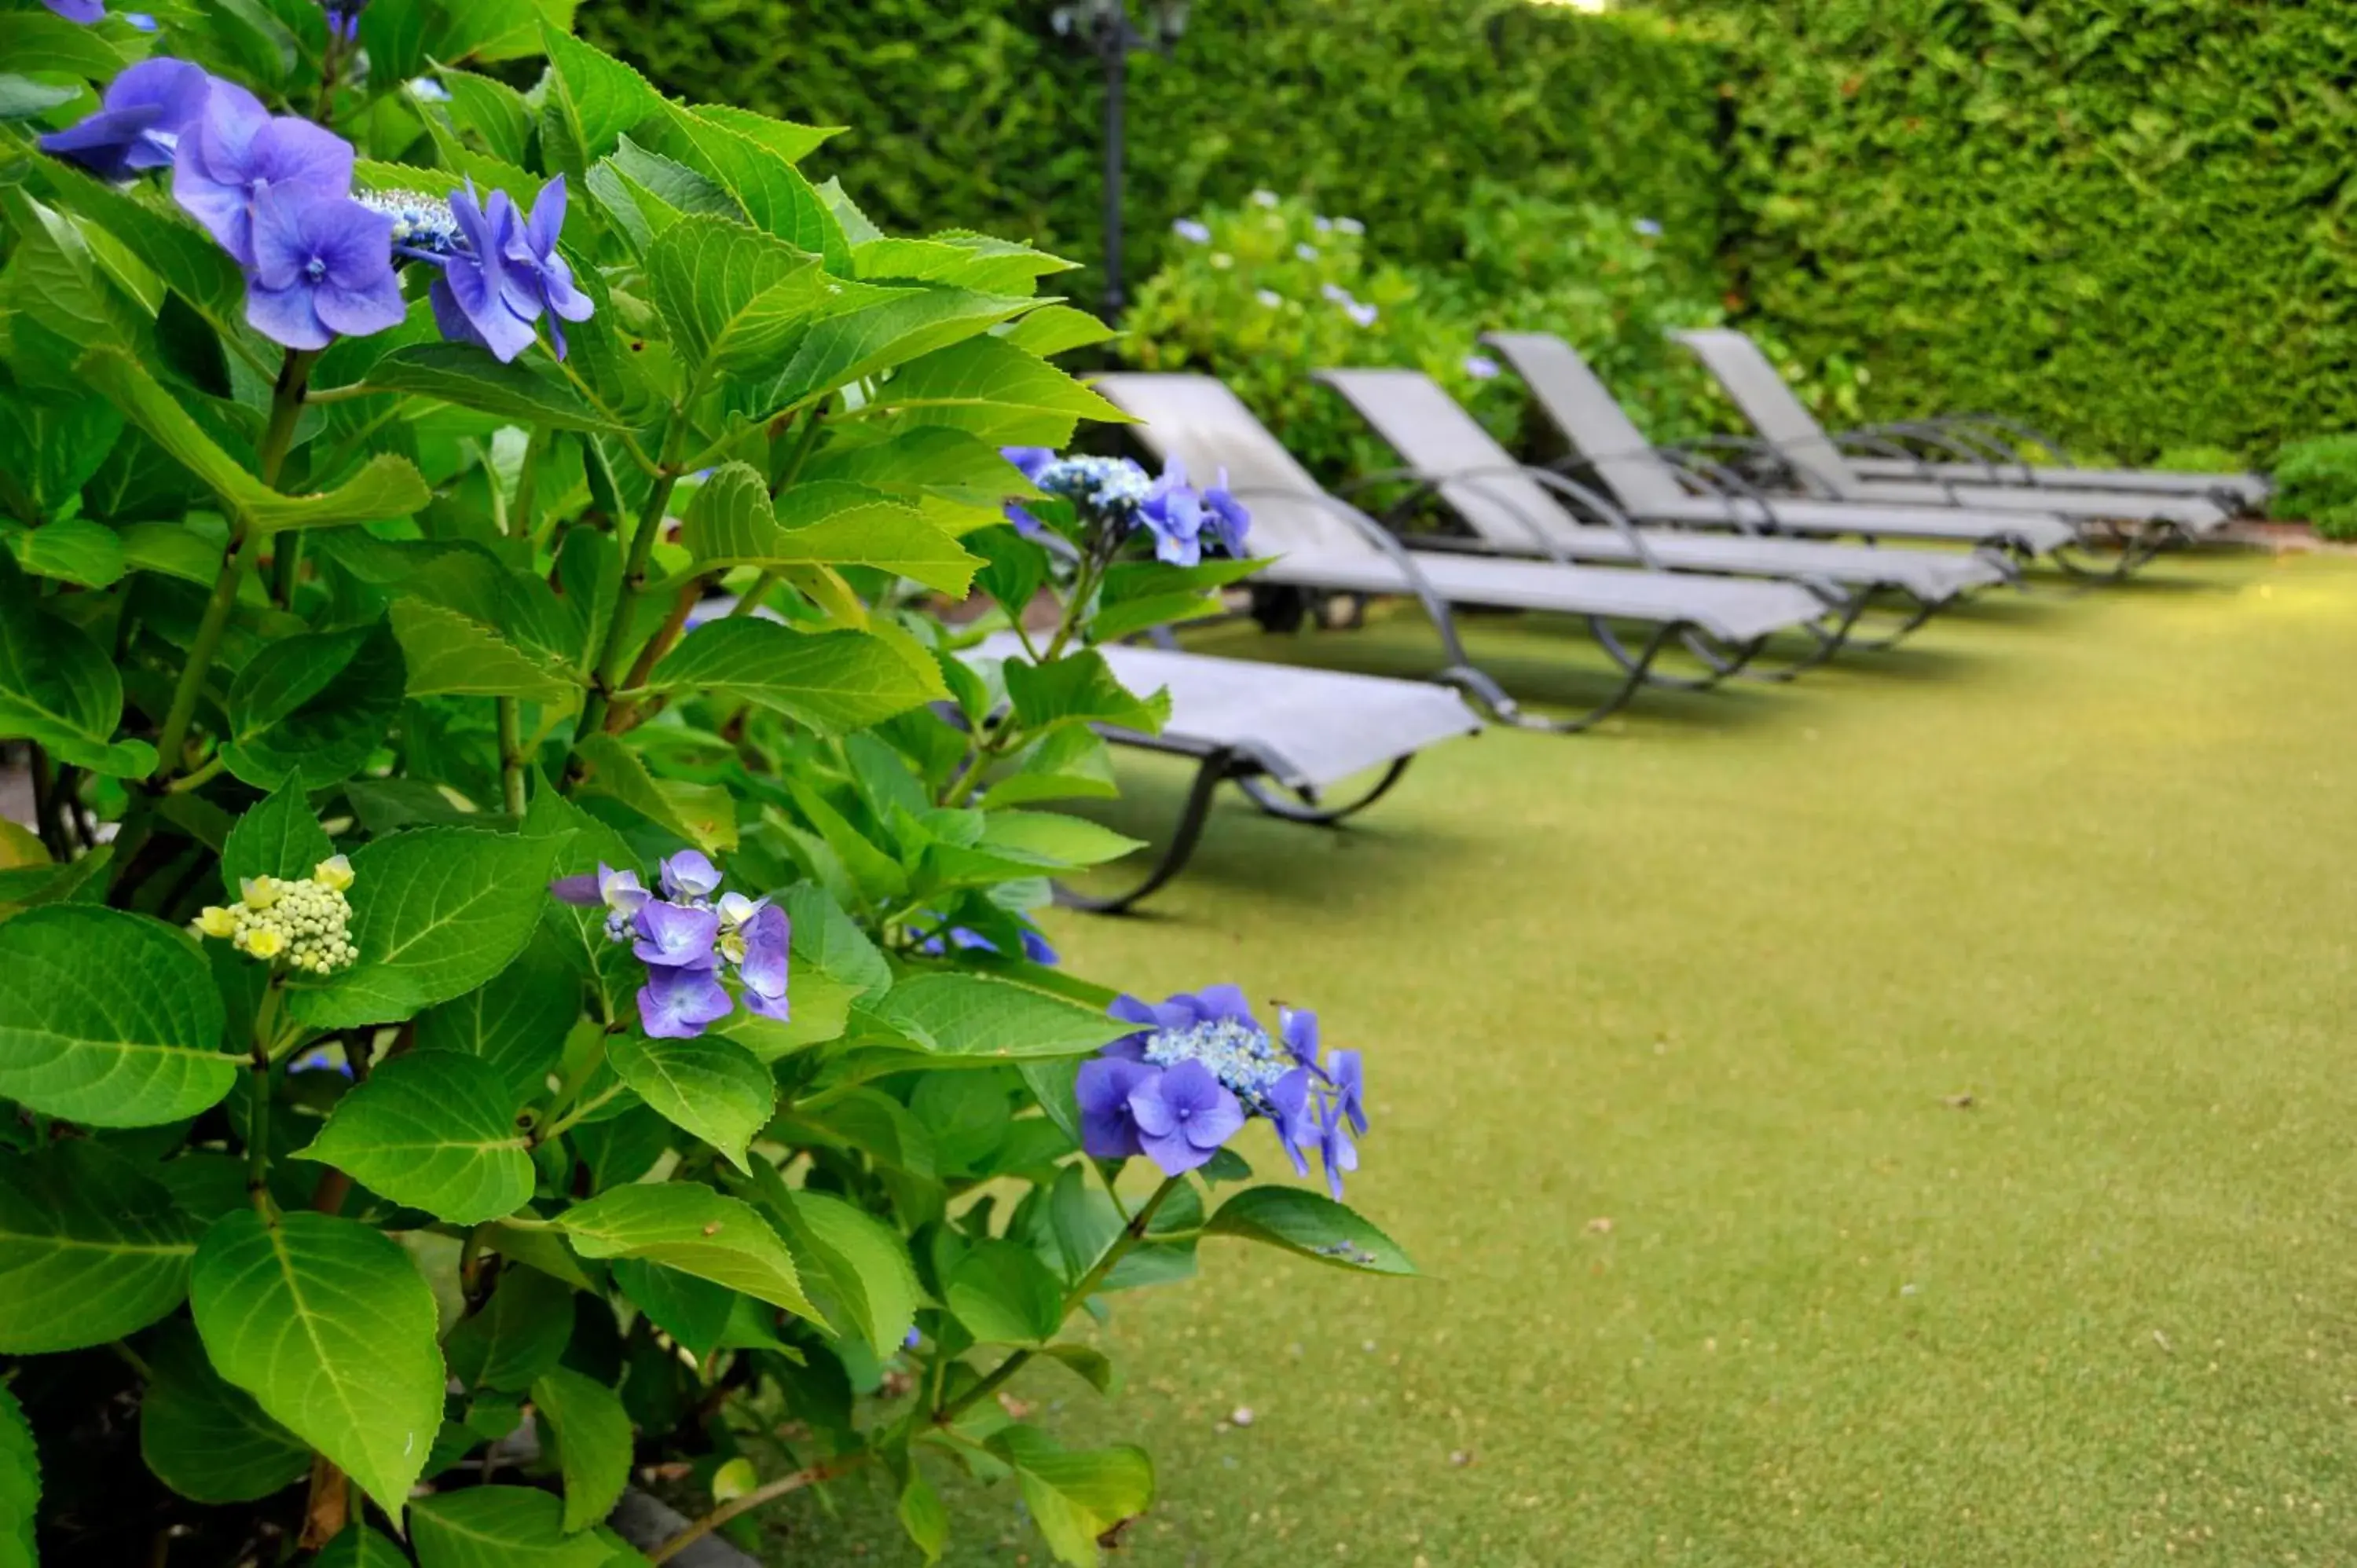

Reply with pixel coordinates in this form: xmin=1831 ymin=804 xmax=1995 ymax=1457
xmin=0 ymin=5 xmax=1409 ymax=1563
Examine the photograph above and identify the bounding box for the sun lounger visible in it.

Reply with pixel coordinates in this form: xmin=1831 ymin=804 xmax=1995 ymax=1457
xmin=1479 ymin=332 xmax=2080 ymax=568
xmin=977 ymin=634 xmax=1481 ymax=913
xmin=1317 ymin=366 xmax=2011 ymax=650
xmin=1090 ymin=372 xmax=1836 ymax=731
xmin=1670 ymin=328 xmax=2234 ymax=568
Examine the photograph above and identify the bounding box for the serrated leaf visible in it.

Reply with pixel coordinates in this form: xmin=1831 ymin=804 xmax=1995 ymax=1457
xmin=870 ymin=974 xmax=1129 ymax=1061
xmin=655 ymin=103 xmax=847 ymax=269
xmin=0 ymin=1385 xmax=35 ymax=1568
xmin=853 ymin=236 xmax=1076 ymax=294
xmin=976 ymin=811 xmax=1145 ymax=868
xmin=0 ymin=187 xmax=137 ymax=351
xmin=412 ymin=1484 xmax=613 ymax=1568
xmin=31 ymin=159 xmax=247 ymax=337
xmin=758 ymin=288 xmax=1036 ymax=414
xmin=190 ymin=1210 xmax=445 ymax=1522
xmin=747 ymin=1162 xmax=917 ymax=1357
xmin=607 ymin=1029 xmax=774 ymax=1174
xmin=1005 ymin=649 xmax=1169 ymax=736
xmin=0 ymin=555 xmax=153 ymax=775
xmin=992 ymin=1427 xmax=1154 ymax=1568
xmin=871 ymin=335 xmax=1129 ymax=448
xmin=290 ymin=827 xmax=565 ymax=1028
xmin=390 ymin=598 xmax=581 ymax=703
xmin=416 ymin=928 xmax=582 ymax=1101
xmin=680 ymin=465 xmax=978 ymax=594
xmin=445 ymin=1262 xmax=575 ymax=1393
xmin=685 ymin=103 xmax=838 ymax=165
xmin=641 ymin=620 xmax=944 ymax=735
xmin=138 ymin=1317 xmax=310 ymax=1504
xmin=647 ymin=215 xmax=829 ymax=376
xmin=540 ymin=24 xmax=662 ymax=164
xmin=222 ymin=617 xmax=406 ymax=789
xmin=570 ymin=732 xmax=739 ymax=855
xmin=368 ymin=342 xmax=612 ymax=430
xmin=0 ymin=1141 xmax=195 ymax=1351
xmin=1001 ymin=303 xmax=1116 ymax=359
xmin=1204 ymin=1186 xmax=1417 ymax=1275
xmin=946 ymin=1238 xmax=1065 ymax=1346
xmin=531 ymin=1367 xmax=633 ymax=1533
xmin=560 ymin=1182 xmax=816 ymax=1317
xmin=0 ymin=906 xmax=231 ymax=1127
xmin=0 ymin=12 xmax=122 ymax=75
xmin=297 ymin=1052 xmax=533 ymax=1225
xmin=220 ymin=777 xmax=335 ymax=891
xmin=7 ymin=518 xmax=124 ymax=588
xmin=81 ymin=347 xmax=428 ymax=532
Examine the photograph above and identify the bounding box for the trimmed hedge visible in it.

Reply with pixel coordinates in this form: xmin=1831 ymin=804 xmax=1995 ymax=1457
xmin=1671 ymin=0 xmax=2357 ymax=464
xmin=579 ymin=0 xmax=1726 ymax=297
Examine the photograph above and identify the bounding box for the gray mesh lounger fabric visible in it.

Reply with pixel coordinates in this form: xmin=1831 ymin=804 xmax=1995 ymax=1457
xmin=1673 ymin=329 xmax=2237 ymax=531
xmin=1479 ymin=333 xmax=2081 ymax=556
xmin=1088 ymin=373 xmax=1829 ymax=648
xmin=979 ymin=636 xmax=1481 ymax=793
xmin=1315 ymin=368 xmax=2011 ymax=603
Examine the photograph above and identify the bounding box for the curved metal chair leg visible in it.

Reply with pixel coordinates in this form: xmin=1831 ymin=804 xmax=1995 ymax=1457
xmin=1739 ymin=594 xmax=1865 ymax=681
xmin=1589 ymin=616 xmax=1727 ymax=691
xmin=1238 ymin=756 xmax=1415 ymax=826
xmin=1052 ymin=749 xmax=1237 ymax=916
xmin=1478 ymin=621 xmax=1680 ymax=734
xmin=1841 ymin=592 xmax=1941 ymax=651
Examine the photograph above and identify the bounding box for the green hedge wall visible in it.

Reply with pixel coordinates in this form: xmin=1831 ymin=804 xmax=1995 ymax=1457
xmin=578 ymin=0 xmax=1726 ymax=298
xmin=1668 ymin=0 xmax=2357 ymax=463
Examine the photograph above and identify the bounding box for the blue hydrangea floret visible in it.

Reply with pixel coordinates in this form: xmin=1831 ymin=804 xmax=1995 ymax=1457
xmin=552 ymin=851 xmax=789 ymax=1039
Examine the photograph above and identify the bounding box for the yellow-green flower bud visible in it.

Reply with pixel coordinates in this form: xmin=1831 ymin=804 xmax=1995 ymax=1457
xmin=240 ymin=876 xmax=281 ymax=910
xmin=195 ymin=906 xmax=237 ymax=939
xmin=315 ymin=854 xmax=354 ymax=892
xmin=241 ymin=926 xmax=285 ymax=959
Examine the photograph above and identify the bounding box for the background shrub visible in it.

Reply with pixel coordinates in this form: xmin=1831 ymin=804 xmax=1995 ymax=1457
xmin=1661 ymin=0 xmax=2357 ymax=464
xmin=2271 ymin=436 xmax=2357 ymax=541
xmin=579 ymin=0 xmax=1725 ymax=300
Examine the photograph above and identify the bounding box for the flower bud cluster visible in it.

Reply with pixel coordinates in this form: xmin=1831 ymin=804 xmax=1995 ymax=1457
xmin=193 ymin=856 xmax=358 ymax=975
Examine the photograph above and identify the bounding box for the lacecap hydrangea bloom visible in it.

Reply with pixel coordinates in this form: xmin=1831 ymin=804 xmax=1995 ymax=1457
xmin=1000 ymin=449 xmax=1251 ymax=569
xmin=1076 ymin=987 xmax=1367 ymax=1195
xmin=552 ymin=852 xmax=789 ymax=1039
xmin=37 ymin=52 xmax=589 ymax=361
xmin=192 ymin=855 xmax=358 ymax=975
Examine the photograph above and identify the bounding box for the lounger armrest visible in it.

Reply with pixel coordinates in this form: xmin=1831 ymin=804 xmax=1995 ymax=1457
xmin=1651 ymin=448 xmax=1787 ymax=536
xmin=1222 ymin=485 xmax=1483 ymax=669
xmin=1348 ymin=462 xmax=1666 ymax=571
xmin=1847 ymin=419 xmax=2031 ymax=482
xmin=1919 ymin=412 xmax=2080 ymax=469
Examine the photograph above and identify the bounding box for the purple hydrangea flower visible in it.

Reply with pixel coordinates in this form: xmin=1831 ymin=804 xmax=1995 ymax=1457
xmin=321 ymin=0 xmax=368 ymax=42
xmin=1315 ymin=1092 xmax=1358 ymax=1198
xmin=1076 ymin=1056 xmax=1157 ymax=1160
xmin=241 ymin=187 xmax=405 ymax=350
xmin=1634 ymin=217 xmax=1663 ymax=237
xmin=428 ymin=181 xmax=538 ymax=362
xmin=1106 ymin=984 xmax=1256 ymax=1058
xmin=1171 ymin=218 xmax=1211 ymax=244
xmin=736 ymin=903 xmax=790 ymax=1022
xmin=126 ymin=12 xmax=157 ymax=30
xmin=640 ymin=964 xmax=733 ymax=1039
xmin=1200 ymin=471 xmax=1251 ymax=557
xmin=1002 ymin=446 xmax=1057 ymax=482
xmin=1139 ymin=458 xmax=1208 ymax=567
xmin=1325 ymin=1047 xmax=1366 ymax=1135
xmin=659 ymin=849 xmax=723 ymax=901
xmin=1279 ymin=1006 xmax=1318 ymax=1068
xmin=37 ymin=57 xmax=211 ymax=181
xmin=500 ymin=176 xmax=592 ymax=358
xmin=1267 ymin=1068 xmax=1316 ymax=1179
xmin=1293 ymin=242 xmax=1319 ymax=262
xmin=39 ymin=0 xmax=104 ymax=20
xmin=1345 ymin=300 xmax=1379 ymax=329
xmin=172 ymin=85 xmax=353 ymax=266
xmin=1463 ymin=354 xmax=1501 ymax=381
xmin=632 ymin=899 xmax=720 ymax=971
xmin=1127 ymin=1059 xmax=1244 ymax=1176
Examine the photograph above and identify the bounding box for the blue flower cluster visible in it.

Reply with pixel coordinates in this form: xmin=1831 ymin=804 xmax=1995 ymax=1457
xmin=1001 ymin=449 xmax=1252 ymax=570
xmin=1076 ymin=987 xmax=1366 ymax=1196
xmin=915 ymin=917 xmax=1060 ymax=967
xmin=36 ymin=46 xmax=589 ymax=361
xmin=551 ymin=852 xmax=790 ymax=1040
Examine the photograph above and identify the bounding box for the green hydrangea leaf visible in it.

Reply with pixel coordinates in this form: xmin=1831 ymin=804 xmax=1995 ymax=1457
xmin=0 ymin=1140 xmax=196 ymax=1352
xmin=296 ymin=1052 xmax=534 ymax=1225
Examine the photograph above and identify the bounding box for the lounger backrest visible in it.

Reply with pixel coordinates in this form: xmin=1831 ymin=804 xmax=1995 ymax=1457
xmin=1478 ymin=333 xmax=1693 ymax=513
xmin=1089 ymin=374 xmax=1383 ymax=560
xmin=1673 ymin=329 xmax=1862 ymax=497
xmin=1314 ymin=368 xmax=1581 ymax=550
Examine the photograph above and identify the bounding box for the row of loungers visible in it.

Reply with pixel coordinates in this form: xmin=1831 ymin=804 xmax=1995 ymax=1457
xmin=989 ymin=332 xmax=2268 ymax=909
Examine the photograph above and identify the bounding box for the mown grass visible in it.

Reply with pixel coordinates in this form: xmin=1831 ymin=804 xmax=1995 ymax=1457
xmin=762 ymin=550 xmax=2357 ymax=1567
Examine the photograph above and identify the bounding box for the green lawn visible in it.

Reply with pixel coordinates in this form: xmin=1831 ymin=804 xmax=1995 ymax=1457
xmin=765 ymin=550 xmax=2357 ymax=1566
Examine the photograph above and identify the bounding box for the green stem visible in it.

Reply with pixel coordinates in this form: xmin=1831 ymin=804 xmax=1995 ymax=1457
xmin=244 ymin=991 xmax=281 ymax=1216
xmin=935 ymin=1174 xmax=1184 ymax=1425
xmin=572 ymin=415 xmax=686 ymax=751
xmin=497 ymin=698 xmax=529 ymax=815
xmin=262 ymin=353 xmax=320 ymax=608
xmin=164 ymin=754 xmax=228 ymax=796
xmin=511 ymin=426 xmax=548 ymax=542
xmin=648 ymin=1456 xmax=869 ymax=1565
xmin=725 ymin=569 xmax=777 ymax=618
xmin=151 ymin=523 xmax=262 ymax=783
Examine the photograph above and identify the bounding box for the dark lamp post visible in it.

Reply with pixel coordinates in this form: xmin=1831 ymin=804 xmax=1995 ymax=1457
xmin=1051 ymin=0 xmax=1189 ymax=319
